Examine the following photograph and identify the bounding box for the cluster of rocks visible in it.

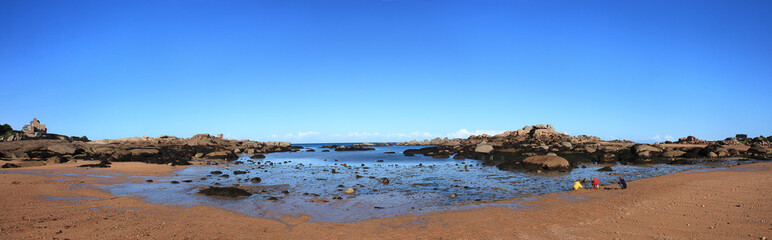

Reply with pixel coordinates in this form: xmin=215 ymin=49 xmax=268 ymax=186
xmin=674 ymin=136 xmax=709 ymax=145
xmin=398 ymin=124 xmax=771 ymax=173
xmin=0 ymin=133 xmax=294 ymax=166
xmin=321 ymin=144 xmax=378 ymax=151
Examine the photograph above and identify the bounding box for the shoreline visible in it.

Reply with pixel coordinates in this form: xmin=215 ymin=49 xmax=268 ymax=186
xmin=1 ymin=160 xmax=770 ymax=239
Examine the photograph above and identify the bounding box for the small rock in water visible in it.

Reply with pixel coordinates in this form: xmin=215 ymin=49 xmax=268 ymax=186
xmin=250 ymin=177 xmax=262 ymax=183
xmin=332 ymin=196 xmax=343 ymax=200
xmin=381 ymin=178 xmax=390 ymax=185
xmin=597 ymin=166 xmax=614 ymax=172
xmin=233 ymin=170 xmax=248 ymax=175
xmin=344 ymin=188 xmax=355 ymax=194
xmin=146 ymin=179 xmax=153 ymax=183
xmin=450 ymin=193 xmax=457 ymax=198
xmin=170 ymin=181 xmax=180 ymax=184
xmin=267 ymin=197 xmax=279 ymax=201
xmin=210 ymin=171 xmax=223 ymax=175
xmin=198 ymin=186 xmax=251 ymax=197
xmin=182 ymin=180 xmax=193 ymax=183
xmin=377 ymin=159 xmax=384 ymax=162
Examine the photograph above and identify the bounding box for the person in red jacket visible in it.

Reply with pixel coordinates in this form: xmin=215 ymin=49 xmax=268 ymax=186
xmin=591 ymin=177 xmax=600 ymax=189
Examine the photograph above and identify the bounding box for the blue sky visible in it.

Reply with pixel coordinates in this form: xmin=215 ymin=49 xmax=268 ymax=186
xmin=1 ymin=0 xmax=770 ymax=143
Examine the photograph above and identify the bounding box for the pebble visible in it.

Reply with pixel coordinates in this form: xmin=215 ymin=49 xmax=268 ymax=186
xmin=344 ymin=188 xmax=355 ymax=194
xmin=450 ymin=193 xmax=457 ymax=198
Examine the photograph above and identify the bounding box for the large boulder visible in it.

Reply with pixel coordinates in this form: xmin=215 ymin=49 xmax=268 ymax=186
xmin=46 ymin=144 xmax=78 ymax=155
xmin=188 ymin=134 xmax=218 ymax=146
xmin=662 ymin=150 xmax=686 ymax=158
xmin=522 ymin=155 xmax=570 ymax=170
xmin=129 ymin=148 xmax=160 ymax=156
xmin=204 ymin=150 xmax=238 ymax=160
xmin=475 ymin=143 xmax=494 ymax=154
xmin=633 ymin=144 xmax=663 ymax=153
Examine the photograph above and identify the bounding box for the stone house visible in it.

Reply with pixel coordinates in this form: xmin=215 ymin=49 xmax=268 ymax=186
xmin=22 ymin=118 xmax=47 ymax=137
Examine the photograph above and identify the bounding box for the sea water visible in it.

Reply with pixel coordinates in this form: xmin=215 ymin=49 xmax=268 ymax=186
xmin=100 ymin=144 xmax=749 ymax=222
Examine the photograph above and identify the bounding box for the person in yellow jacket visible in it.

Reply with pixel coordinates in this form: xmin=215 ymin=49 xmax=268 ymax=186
xmin=573 ymin=180 xmax=584 ymax=190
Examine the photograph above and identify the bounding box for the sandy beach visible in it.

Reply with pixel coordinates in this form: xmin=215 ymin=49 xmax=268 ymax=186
xmin=1 ymin=161 xmax=769 ymax=239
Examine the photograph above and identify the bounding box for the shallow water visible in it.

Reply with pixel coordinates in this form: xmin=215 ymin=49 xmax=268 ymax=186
xmin=97 ymin=144 xmax=753 ymax=222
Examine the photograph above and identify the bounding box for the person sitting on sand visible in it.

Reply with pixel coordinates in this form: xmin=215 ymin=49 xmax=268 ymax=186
xmin=618 ymin=176 xmax=627 ymax=189
xmin=573 ymin=180 xmax=584 ymax=190
xmin=591 ymin=177 xmax=600 ymax=189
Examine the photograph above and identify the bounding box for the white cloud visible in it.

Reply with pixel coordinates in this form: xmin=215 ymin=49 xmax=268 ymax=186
xmin=446 ymin=129 xmax=504 ymax=139
xmin=652 ymin=134 xmax=675 ymax=142
xmin=296 ymin=131 xmax=319 ymax=137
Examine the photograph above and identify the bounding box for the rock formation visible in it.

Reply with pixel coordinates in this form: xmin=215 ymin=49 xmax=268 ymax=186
xmin=0 ymin=133 xmax=293 ymax=166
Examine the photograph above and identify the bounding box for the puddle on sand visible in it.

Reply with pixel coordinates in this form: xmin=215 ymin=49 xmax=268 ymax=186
xmin=84 ymin=206 xmax=139 ymax=211
xmin=42 ymin=195 xmax=102 ymax=201
xmin=95 ymin=144 xmax=751 ymax=222
xmin=684 ymin=167 xmax=729 ymax=173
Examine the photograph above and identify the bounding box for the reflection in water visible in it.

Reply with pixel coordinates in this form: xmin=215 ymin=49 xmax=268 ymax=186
xmin=99 ymin=144 xmax=748 ymax=222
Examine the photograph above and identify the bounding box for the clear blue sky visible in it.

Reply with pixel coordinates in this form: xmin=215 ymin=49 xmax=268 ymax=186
xmin=1 ymin=0 xmax=770 ymax=143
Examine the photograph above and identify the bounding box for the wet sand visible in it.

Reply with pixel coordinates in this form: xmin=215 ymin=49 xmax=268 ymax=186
xmin=1 ymin=161 xmax=770 ymax=239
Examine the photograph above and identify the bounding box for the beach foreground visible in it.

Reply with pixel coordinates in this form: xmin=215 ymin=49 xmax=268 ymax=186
xmin=1 ymin=161 xmax=770 ymax=239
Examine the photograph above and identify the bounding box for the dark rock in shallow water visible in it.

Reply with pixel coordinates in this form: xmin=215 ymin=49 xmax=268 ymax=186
xmin=597 ymin=166 xmax=613 ymax=172
xmin=321 ymin=150 xmax=330 ymax=152
xmin=220 ymin=174 xmax=230 ymax=178
xmin=250 ymin=154 xmax=266 ymax=159
xmin=250 ymin=177 xmax=261 ymax=183
xmin=233 ymin=170 xmax=248 ymax=175
xmin=198 ymin=186 xmax=252 ymax=197
xmin=146 ymin=179 xmax=153 ymax=183
xmin=170 ymin=181 xmax=180 ymax=184
xmin=210 ymin=171 xmax=223 ymax=175
xmin=384 ymin=152 xmax=396 ymax=154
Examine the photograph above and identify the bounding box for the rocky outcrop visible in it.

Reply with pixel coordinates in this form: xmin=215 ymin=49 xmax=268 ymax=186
xmin=677 ymin=136 xmax=709 ymax=145
xmin=0 ymin=133 xmax=293 ymax=166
